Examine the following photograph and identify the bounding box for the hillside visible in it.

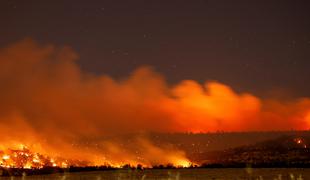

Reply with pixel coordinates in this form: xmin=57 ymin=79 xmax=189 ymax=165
xmin=200 ymin=135 xmax=310 ymax=167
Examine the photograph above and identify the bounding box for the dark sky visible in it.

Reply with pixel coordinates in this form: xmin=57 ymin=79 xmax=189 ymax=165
xmin=1 ymin=0 xmax=310 ymax=97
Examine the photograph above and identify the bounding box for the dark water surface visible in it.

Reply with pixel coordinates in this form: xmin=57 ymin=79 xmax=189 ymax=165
xmin=0 ymin=168 xmax=309 ymax=180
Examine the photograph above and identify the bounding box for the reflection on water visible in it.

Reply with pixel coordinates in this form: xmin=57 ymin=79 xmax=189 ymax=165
xmin=0 ymin=168 xmax=308 ymax=180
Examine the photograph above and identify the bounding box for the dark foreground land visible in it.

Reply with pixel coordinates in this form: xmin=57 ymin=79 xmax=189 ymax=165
xmin=0 ymin=168 xmax=309 ymax=180
xmin=1 ymin=162 xmax=310 ymax=177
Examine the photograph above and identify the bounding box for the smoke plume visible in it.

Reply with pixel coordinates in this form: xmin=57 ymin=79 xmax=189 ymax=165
xmin=0 ymin=39 xmax=309 ymax=166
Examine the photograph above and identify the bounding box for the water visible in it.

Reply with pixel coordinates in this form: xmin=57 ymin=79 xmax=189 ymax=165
xmin=0 ymin=168 xmax=309 ymax=180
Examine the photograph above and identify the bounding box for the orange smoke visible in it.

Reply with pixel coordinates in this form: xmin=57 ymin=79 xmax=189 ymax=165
xmin=0 ymin=38 xmax=309 ymax=167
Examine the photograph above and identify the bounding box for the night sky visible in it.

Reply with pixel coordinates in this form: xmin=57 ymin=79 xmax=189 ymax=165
xmin=1 ymin=0 xmax=310 ymax=97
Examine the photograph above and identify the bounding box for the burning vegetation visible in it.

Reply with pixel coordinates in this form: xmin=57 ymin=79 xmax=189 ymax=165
xmin=0 ymin=139 xmax=192 ymax=170
xmin=0 ymin=145 xmax=88 ymax=169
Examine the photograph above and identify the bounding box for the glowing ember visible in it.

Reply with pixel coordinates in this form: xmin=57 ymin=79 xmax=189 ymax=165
xmin=296 ymin=139 xmax=302 ymax=144
xmin=297 ymin=140 xmax=302 ymax=144
xmin=293 ymin=137 xmax=308 ymax=149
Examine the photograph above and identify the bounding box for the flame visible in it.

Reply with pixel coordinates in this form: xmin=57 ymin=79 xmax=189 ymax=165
xmin=0 ymin=145 xmax=92 ymax=169
xmin=2 ymin=155 xmax=10 ymax=160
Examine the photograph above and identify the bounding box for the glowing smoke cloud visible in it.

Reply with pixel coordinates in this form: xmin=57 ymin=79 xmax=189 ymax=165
xmin=0 ymin=39 xmax=309 ymax=167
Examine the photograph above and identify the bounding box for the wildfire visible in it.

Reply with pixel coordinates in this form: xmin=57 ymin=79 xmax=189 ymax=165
xmin=8 ymin=39 xmax=310 ymax=171
xmin=0 ymin=144 xmax=192 ymax=169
